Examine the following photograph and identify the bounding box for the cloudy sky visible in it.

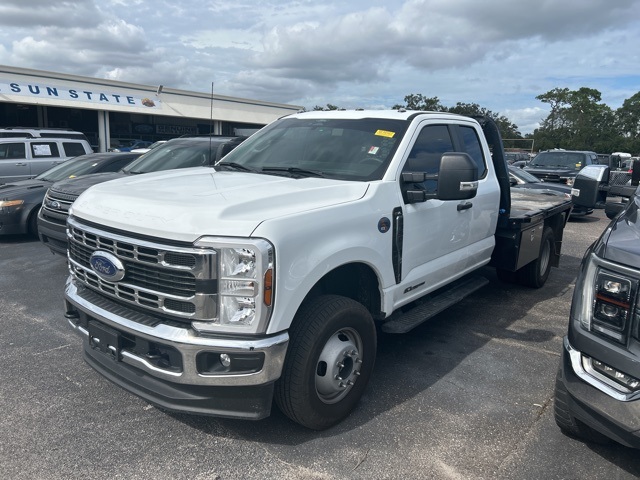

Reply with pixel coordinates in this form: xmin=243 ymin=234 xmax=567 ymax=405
xmin=1 ymin=0 xmax=639 ymax=134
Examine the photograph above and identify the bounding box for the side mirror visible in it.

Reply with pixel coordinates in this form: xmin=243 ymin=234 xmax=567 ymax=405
xmin=572 ymin=165 xmax=609 ymax=208
xmin=403 ymin=152 xmax=478 ymax=203
xmin=437 ymin=152 xmax=478 ymax=200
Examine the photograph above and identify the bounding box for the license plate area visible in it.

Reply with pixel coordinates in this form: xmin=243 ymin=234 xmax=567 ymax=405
xmin=88 ymin=320 xmax=121 ymax=361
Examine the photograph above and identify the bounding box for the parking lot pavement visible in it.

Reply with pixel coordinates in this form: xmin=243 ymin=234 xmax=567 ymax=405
xmin=1 ymin=211 xmax=638 ymax=480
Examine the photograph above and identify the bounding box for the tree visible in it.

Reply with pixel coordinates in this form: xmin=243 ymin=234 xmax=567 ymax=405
xmin=392 ymin=94 xmax=447 ymax=112
xmin=312 ymin=104 xmax=340 ymax=111
xmin=392 ymin=96 xmax=522 ymax=143
xmin=617 ymin=92 xmax=640 ymax=153
xmin=448 ymin=102 xmax=522 ymax=143
xmin=534 ymin=87 xmax=619 ymax=152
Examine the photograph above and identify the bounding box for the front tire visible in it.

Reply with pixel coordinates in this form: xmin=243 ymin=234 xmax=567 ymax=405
xmin=274 ymin=295 xmax=377 ymax=430
xmin=553 ymin=368 xmax=610 ymax=444
xmin=27 ymin=209 xmax=39 ymax=237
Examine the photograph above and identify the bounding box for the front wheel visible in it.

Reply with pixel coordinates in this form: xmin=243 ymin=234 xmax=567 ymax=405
xmin=274 ymin=295 xmax=377 ymax=430
xmin=28 ymin=209 xmax=39 ymax=237
xmin=554 ymin=367 xmax=610 ymax=444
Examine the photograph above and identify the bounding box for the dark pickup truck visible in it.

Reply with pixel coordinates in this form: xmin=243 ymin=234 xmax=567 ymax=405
xmin=524 ymin=150 xmax=598 ymax=186
xmin=553 ymin=160 xmax=640 ymax=448
xmin=555 ymin=184 xmax=640 ymax=448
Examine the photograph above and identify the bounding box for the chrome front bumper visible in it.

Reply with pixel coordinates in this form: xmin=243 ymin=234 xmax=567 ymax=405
xmin=64 ymin=276 xmax=289 ymax=387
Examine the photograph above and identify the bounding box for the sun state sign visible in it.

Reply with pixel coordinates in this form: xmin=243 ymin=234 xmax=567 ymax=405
xmin=0 ymin=77 xmax=162 ymax=110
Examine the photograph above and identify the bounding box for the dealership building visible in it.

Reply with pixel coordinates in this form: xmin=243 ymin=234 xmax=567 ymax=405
xmin=0 ymin=65 xmax=301 ymax=151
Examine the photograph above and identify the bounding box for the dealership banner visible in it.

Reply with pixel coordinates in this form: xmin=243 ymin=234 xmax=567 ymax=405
xmin=0 ymin=76 xmax=162 ymax=109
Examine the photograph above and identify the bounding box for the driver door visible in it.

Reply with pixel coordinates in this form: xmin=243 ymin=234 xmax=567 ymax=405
xmin=394 ymin=121 xmax=498 ymax=306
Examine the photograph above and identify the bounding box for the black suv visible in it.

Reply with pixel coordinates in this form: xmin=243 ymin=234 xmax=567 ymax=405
xmin=554 ymin=191 xmax=640 ymax=448
xmin=38 ymin=135 xmax=246 ymax=255
xmin=525 ymin=149 xmax=597 ymax=185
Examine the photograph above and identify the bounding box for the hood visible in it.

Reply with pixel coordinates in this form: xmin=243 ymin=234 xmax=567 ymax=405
xmin=600 ymin=196 xmax=640 ymax=267
xmin=0 ymin=178 xmax=51 ymax=200
xmin=71 ymin=168 xmax=369 ymax=241
xmin=50 ymin=172 xmax=127 ymax=196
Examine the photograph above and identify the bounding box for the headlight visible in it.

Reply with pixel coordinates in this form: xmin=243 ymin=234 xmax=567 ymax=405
xmin=0 ymin=199 xmax=24 ymax=208
xmin=573 ymin=253 xmax=638 ymax=344
xmin=193 ymin=237 xmax=274 ymax=334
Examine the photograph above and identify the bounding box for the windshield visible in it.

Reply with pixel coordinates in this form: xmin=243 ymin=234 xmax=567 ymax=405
xmin=122 ymin=141 xmax=213 ymax=174
xmin=530 ymin=151 xmax=585 ymax=170
xmin=36 ymin=156 xmax=103 ymax=181
xmin=217 ymin=117 xmax=409 ymax=181
xmin=511 ymin=168 xmax=541 ymax=183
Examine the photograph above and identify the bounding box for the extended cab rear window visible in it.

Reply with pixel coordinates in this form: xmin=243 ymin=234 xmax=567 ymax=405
xmin=459 ymin=125 xmax=487 ymax=177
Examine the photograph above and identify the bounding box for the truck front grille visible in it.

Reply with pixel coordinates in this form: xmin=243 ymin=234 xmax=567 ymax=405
xmin=67 ymin=218 xmax=217 ymax=320
xmin=41 ymin=189 xmax=76 ymax=226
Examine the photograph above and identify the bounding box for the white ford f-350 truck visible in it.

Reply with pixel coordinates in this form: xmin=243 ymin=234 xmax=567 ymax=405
xmin=63 ymin=110 xmax=572 ymax=429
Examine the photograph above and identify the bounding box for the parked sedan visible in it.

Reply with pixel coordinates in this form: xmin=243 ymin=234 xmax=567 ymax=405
xmin=509 ymin=166 xmax=592 ymax=217
xmin=0 ymin=152 xmax=140 ymax=236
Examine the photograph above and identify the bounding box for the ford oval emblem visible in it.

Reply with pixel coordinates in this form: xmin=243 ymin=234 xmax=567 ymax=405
xmin=89 ymin=251 xmax=125 ymax=282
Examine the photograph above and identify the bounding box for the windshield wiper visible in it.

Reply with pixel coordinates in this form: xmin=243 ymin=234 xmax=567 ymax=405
xmin=260 ymin=166 xmax=326 ymax=178
xmin=215 ymin=162 xmax=256 ymax=173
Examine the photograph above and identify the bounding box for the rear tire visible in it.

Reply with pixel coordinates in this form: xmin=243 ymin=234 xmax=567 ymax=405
xmin=274 ymin=295 xmax=376 ymax=430
xmin=553 ymin=368 xmax=610 ymax=444
xmin=518 ymin=227 xmax=553 ymax=288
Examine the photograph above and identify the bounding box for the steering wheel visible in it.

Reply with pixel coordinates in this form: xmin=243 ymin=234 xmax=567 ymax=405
xmin=356 ymin=156 xmax=382 ymax=166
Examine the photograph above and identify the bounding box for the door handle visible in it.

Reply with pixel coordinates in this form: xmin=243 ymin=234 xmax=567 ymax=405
xmin=14 ymin=162 xmax=27 ymax=166
xmin=457 ymin=202 xmax=473 ymax=211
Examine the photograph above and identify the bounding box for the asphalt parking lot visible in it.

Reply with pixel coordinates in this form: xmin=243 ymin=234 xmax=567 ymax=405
xmin=1 ymin=209 xmax=638 ymax=480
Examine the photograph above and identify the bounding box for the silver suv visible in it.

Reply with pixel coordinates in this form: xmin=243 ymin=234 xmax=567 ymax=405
xmin=0 ymin=129 xmax=93 ymax=184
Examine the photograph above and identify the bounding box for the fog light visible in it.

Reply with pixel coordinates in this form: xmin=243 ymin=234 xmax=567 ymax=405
xmin=590 ymin=358 xmax=640 ymax=391
xmin=220 ymin=353 xmax=231 ymax=367
xmin=195 ymin=351 xmax=266 ymax=375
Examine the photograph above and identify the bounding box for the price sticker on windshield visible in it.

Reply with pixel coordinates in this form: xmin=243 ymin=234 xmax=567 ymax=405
xmin=375 ymin=130 xmax=395 ymax=138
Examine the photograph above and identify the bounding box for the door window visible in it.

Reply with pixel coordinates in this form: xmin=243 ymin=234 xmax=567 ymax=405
xmin=31 ymin=142 xmax=60 ymax=158
xmin=403 ymin=125 xmax=454 ymax=194
xmin=62 ymin=142 xmax=88 ymax=157
xmin=459 ymin=126 xmax=487 ymax=177
xmin=0 ymin=143 xmax=26 ymax=159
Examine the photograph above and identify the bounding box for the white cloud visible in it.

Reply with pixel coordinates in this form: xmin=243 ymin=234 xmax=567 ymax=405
xmin=0 ymin=0 xmax=639 ymax=134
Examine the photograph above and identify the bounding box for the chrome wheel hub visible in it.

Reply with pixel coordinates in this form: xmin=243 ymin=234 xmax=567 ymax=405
xmin=315 ymin=328 xmax=363 ymax=404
